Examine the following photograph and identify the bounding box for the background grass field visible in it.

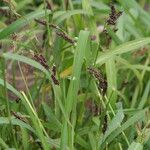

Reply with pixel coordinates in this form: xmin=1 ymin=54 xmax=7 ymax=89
xmin=0 ymin=0 xmax=150 ymax=149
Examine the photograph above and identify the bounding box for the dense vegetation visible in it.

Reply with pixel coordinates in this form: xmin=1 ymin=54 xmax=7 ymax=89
xmin=0 ymin=0 xmax=150 ymax=149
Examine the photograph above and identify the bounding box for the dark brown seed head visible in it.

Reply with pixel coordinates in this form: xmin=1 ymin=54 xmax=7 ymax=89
xmin=88 ymin=67 xmax=107 ymax=95
xmin=115 ymin=11 xmax=123 ymax=19
xmin=35 ymin=19 xmax=46 ymax=26
xmin=110 ymin=3 xmax=116 ymax=15
xmin=51 ymin=74 xmax=59 ymax=85
xmin=56 ymin=31 xmax=76 ymax=44
xmin=51 ymin=65 xmax=59 ymax=85
xmin=106 ymin=4 xmax=122 ymax=26
xmin=35 ymin=19 xmax=58 ymax=30
xmin=33 ymin=54 xmax=49 ymax=69
xmin=87 ymin=67 xmax=105 ymax=82
xmin=52 ymin=65 xmax=56 ymax=76
xmin=98 ymin=80 xmax=107 ymax=96
xmin=102 ymin=114 xmax=108 ymax=134
xmin=46 ymin=0 xmax=52 ymax=10
xmin=35 ymin=19 xmax=75 ymax=45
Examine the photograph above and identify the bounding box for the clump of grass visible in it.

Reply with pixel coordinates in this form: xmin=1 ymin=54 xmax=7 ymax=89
xmin=0 ymin=0 xmax=150 ymax=150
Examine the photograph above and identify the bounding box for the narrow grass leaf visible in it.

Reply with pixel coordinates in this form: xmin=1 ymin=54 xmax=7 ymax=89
xmin=0 ymin=137 xmax=8 ymax=149
xmin=100 ymin=103 xmax=124 ymax=146
xmin=90 ymin=1 xmax=110 ymax=13
xmin=66 ymin=30 xmax=90 ymax=114
xmin=54 ymin=9 xmax=90 ymax=24
xmin=96 ymin=37 xmax=150 ymax=65
xmin=61 ymin=31 xmax=89 ymax=149
xmin=42 ymin=103 xmax=62 ymax=131
xmin=106 ymin=57 xmax=117 ymax=107
xmin=75 ymin=135 xmax=89 ymax=149
xmin=0 ymin=10 xmax=51 ymax=40
xmin=88 ymin=132 xmax=97 ymax=150
xmin=2 ymin=53 xmax=50 ymax=78
xmin=21 ymin=92 xmax=50 ymax=150
xmin=0 ymin=78 xmax=21 ymax=97
xmin=100 ymin=109 xmax=147 ymax=149
xmin=82 ymin=0 xmax=99 ymax=42
xmin=0 ymin=117 xmax=35 ymax=133
xmin=138 ymin=80 xmax=150 ymax=109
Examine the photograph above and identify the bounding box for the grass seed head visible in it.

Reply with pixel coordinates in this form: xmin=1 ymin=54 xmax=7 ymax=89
xmin=102 ymin=114 xmax=108 ymax=134
xmin=107 ymin=3 xmax=122 ymax=26
xmin=33 ymin=53 xmax=49 ymax=69
xmin=51 ymin=74 xmax=59 ymax=85
xmin=52 ymin=65 xmax=56 ymax=76
xmin=46 ymin=0 xmax=53 ymax=10
xmin=56 ymin=31 xmax=76 ymax=44
xmin=88 ymin=67 xmax=107 ymax=95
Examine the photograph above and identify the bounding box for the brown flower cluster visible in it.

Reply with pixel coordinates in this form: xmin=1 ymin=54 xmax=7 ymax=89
xmin=87 ymin=67 xmax=107 ymax=96
xmin=35 ymin=19 xmax=58 ymax=29
xmin=33 ymin=53 xmax=49 ymax=70
xmin=102 ymin=114 xmax=108 ymax=134
xmin=51 ymin=65 xmax=59 ymax=85
xmin=101 ymin=4 xmax=122 ymax=48
xmin=46 ymin=0 xmax=53 ymax=10
xmin=56 ymin=31 xmax=75 ymax=44
xmin=35 ymin=19 xmax=76 ymax=44
xmin=107 ymin=4 xmax=122 ymax=26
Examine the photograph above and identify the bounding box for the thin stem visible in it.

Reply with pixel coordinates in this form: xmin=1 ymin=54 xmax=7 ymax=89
xmin=105 ymin=95 xmax=130 ymax=146
xmin=2 ymin=58 xmax=18 ymax=149
xmin=17 ymin=62 xmax=35 ymax=110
